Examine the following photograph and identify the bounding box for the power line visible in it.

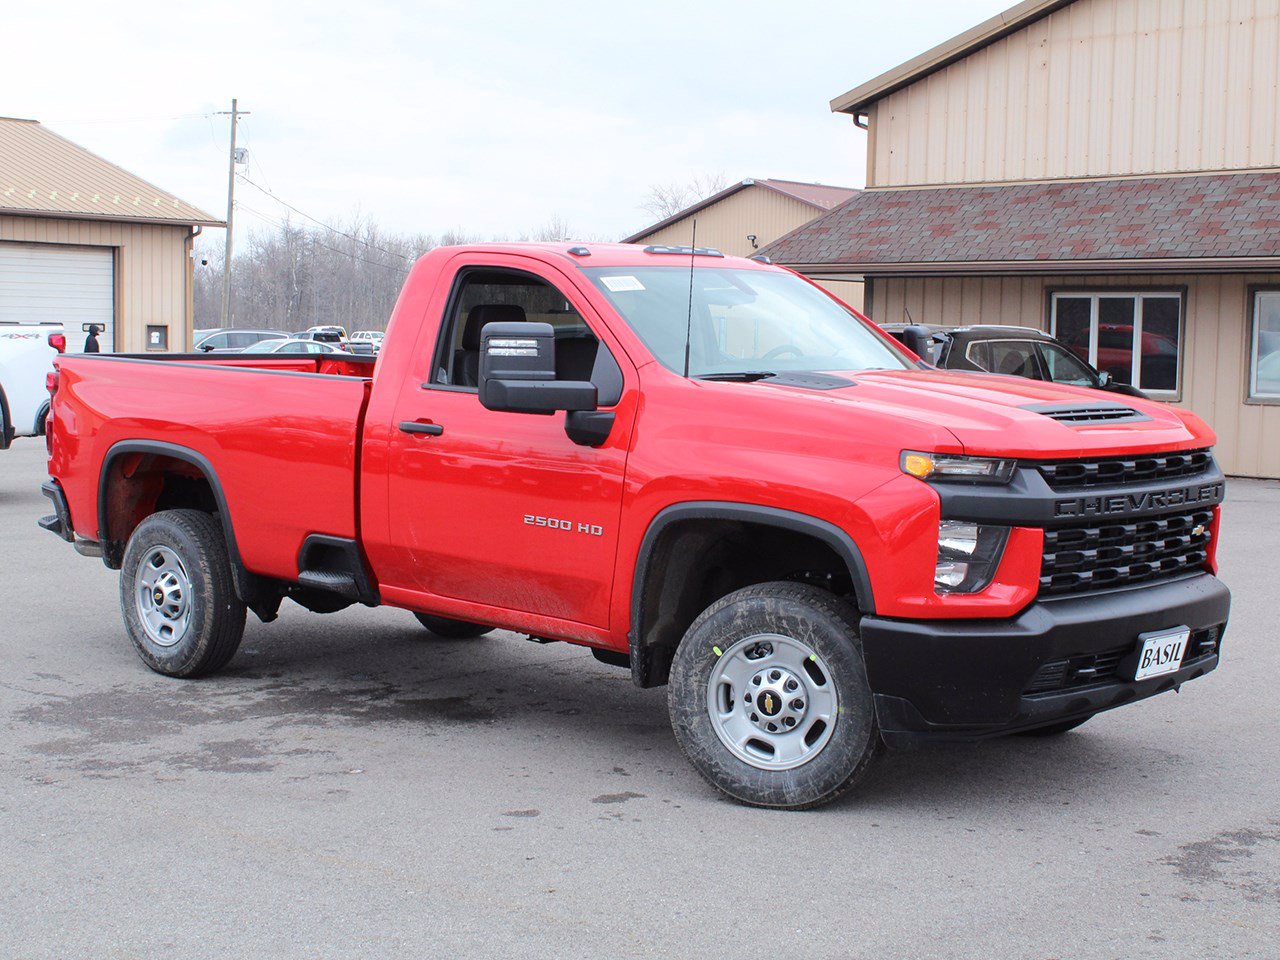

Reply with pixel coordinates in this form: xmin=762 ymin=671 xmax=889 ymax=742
xmin=234 ymin=203 xmax=410 ymax=271
xmin=235 ymin=173 xmax=412 ymax=262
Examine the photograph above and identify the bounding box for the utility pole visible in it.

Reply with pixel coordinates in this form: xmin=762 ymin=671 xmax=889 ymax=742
xmin=216 ymin=99 xmax=249 ymax=327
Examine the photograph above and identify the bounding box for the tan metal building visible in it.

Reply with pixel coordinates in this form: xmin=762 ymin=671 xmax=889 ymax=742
xmin=624 ymin=178 xmax=866 ymax=309
xmin=0 ymin=117 xmax=221 ymax=353
xmin=765 ymin=0 xmax=1280 ymax=478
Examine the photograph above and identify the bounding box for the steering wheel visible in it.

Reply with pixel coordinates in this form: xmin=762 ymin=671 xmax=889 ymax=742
xmin=762 ymin=344 xmax=802 ymax=361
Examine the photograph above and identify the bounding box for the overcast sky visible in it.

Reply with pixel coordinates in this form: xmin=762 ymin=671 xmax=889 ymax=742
xmin=4 ymin=0 xmax=1012 ymax=249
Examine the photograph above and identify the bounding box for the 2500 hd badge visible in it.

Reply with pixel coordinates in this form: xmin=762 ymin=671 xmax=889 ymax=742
xmin=1054 ymin=481 xmax=1225 ymax=518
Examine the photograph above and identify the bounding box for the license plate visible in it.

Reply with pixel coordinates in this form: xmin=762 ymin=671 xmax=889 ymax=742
xmin=1134 ymin=627 xmax=1190 ymax=681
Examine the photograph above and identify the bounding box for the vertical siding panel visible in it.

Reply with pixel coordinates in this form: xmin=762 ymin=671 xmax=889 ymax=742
xmin=1044 ymin=9 xmax=1073 ymax=180
xmin=1085 ymin=0 xmax=1114 ymax=177
xmin=1251 ymin=1 xmax=1280 ymax=166
xmin=1201 ymin=1 xmax=1230 ymax=171
xmin=1027 ymin=18 xmax=1053 ymax=180
xmin=1223 ymin=0 xmax=1256 ymax=170
xmin=1129 ymin=0 xmax=1159 ymax=175
xmin=1153 ymin=0 xmax=1184 ymax=173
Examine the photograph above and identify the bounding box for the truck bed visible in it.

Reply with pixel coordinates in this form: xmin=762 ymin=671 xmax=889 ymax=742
xmin=50 ymin=352 xmax=374 ymax=583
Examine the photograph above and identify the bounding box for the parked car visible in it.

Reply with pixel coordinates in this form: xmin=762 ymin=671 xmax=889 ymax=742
xmin=883 ymin=324 xmax=1147 ymax=398
xmin=289 ymin=327 xmax=350 ymax=349
xmin=194 ymin=328 xmax=283 ymax=352
xmin=209 ymin=338 xmax=349 ymax=356
xmin=41 ymin=242 xmax=1229 ymax=810
xmin=350 ymin=330 xmax=385 ymax=353
xmin=1 ymin=321 xmax=65 ymax=447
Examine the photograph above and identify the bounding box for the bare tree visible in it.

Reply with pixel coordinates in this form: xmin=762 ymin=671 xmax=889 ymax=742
xmin=194 ymin=214 xmax=607 ymax=332
xmin=640 ymin=173 xmax=730 ymax=220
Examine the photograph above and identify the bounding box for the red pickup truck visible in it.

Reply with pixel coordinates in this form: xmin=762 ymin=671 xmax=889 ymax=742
xmin=40 ymin=242 xmax=1230 ymax=809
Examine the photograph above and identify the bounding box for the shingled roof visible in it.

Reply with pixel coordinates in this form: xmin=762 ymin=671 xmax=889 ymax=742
xmin=762 ymin=171 xmax=1280 ymax=274
xmin=0 ymin=117 xmax=221 ymax=226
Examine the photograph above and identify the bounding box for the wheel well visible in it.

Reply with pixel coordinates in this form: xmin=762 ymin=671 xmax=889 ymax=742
xmin=100 ymin=452 xmax=219 ymax=566
xmin=631 ymin=516 xmax=864 ymax=688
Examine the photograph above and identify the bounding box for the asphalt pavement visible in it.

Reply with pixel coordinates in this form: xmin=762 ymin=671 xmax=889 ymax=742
xmin=1 ymin=437 xmax=1276 ymax=959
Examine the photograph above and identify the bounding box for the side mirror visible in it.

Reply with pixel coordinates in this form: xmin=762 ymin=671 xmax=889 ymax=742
xmin=1096 ymin=370 xmax=1112 ymax=387
xmin=478 ymin=321 xmax=597 ymax=414
xmin=198 ymin=342 xmax=215 ymax=352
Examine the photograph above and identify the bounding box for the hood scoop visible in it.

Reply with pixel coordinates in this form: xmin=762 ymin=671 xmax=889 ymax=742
xmin=760 ymin=371 xmax=855 ymax=391
xmin=1020 ymin=401 xmax=1150 ymax=424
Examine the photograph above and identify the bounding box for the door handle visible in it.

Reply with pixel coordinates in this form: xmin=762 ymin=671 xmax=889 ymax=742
xmin=399 ymin=421 xmax=444 ymax=436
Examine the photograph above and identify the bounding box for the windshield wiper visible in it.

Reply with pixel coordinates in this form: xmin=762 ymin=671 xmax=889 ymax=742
xmin=695 ymin=371 xmax=777 ymax=382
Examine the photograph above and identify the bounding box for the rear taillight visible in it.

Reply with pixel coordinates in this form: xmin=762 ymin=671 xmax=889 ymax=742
xmin=49 ymin=333 xmax=66 ymax=353
xmin=46 ymin=370 xmax=59 ymax=396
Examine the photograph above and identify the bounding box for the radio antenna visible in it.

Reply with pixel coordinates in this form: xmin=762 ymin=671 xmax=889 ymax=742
xmin=683 ymin=219 xmax=697 ymax=378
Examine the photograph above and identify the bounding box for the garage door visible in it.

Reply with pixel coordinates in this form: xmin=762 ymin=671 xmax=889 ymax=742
xmin=0 ymin=242 xmax=115 ymax=352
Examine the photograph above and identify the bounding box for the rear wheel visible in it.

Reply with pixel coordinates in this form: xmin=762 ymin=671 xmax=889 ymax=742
xmin=120 ymin=510 xmax=246 ymax=678
xmin=413 ymin=613 xmax=494 ymax=639
xmin=668 ymin=582 xmax=882 ymax=810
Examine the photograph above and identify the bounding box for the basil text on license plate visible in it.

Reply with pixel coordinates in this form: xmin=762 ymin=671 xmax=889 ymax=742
xmin=1134 ymin=627 xmax=1191 ymax=681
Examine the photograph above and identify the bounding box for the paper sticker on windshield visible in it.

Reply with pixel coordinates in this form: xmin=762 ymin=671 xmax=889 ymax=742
xmin=601 ymin=275 xmax=645 ymax=292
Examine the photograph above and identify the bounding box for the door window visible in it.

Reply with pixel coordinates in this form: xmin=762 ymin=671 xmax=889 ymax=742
xmin=431 ymin=268 xmax=622 ymax=404
xmin=986 ymin=341 xmax=1043 ymax=380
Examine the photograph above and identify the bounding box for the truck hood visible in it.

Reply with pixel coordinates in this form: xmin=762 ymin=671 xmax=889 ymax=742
xmin=764 ymin=369 xmax=1214 ymax=459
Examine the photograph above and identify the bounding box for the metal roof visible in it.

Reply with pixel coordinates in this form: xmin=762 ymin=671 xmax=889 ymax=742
xmin=829 ymin=0 xmax=1077 ymax=115
xmin=0 ymin=117 xmax=222 ymax=226
xmin=622 ymin=178 xmax=858 ymax=244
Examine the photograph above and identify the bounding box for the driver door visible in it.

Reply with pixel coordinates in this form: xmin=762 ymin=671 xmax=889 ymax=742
xmin=382 ymin=255 xmax=633 ymax=629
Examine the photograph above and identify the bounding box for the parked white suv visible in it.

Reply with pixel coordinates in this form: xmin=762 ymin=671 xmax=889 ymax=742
xmin=0 ymin=321 xmax=65 ymax=449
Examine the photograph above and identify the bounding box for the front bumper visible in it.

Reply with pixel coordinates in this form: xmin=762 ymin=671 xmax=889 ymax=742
xmin=860 ymin=573 xmax=1230 ymax=746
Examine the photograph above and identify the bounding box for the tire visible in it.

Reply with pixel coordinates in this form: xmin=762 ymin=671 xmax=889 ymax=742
xmin=1017 ymin=716 xmax=1092 ymax=737
xmin=668 ymin=581 xmax=882 ymax=810
xmin=413 ymin=613 xmax=494 ymax=639
xmin=119 ymin=509 xmax=247 ymax=678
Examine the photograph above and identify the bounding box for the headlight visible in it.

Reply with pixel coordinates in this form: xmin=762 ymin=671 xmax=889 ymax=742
xmin=901 ymin=451 xmax=1016 ymax=484
xmin=935 ymin=520 xmax=1009 ymax=594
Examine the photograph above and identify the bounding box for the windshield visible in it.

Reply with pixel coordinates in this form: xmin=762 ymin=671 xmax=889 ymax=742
xmin=584 ymin=266 xmax=912 ymax=377
xmin=1039 ymin=342 xmax=1100 ymax=387
xmin=243 ymin=339 xmax=287 ymax=354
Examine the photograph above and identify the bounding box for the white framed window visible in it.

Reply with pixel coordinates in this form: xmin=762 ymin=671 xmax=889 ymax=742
xmin=1049 ymin=291 xmax=1183 ymax=396
xmin=1250 ymin=289 xmax=1280 ymax=401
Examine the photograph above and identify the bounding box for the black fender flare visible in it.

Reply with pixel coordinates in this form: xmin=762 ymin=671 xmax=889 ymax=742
xmin=627 ymin=501 xmax=876 ymax=686
xmin=97 ymin=439 xmax=263 ymax=603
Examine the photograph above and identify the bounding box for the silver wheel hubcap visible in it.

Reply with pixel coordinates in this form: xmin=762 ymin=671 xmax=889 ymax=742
xmin=135 ymin=546 xmax=193 ymax=647
xmin=706 ymin=633 xmax=839 ymax=770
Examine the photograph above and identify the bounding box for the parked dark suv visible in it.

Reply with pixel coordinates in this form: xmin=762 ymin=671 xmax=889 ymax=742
xmin=882 ymin=324 xmax=1147 ymax=398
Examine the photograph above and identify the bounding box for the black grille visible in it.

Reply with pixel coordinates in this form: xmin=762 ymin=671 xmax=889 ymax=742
xmin=1036 ymin=449 xmax=1213 ymax=490
xmin=1040 ymin=508 xmax=1214 ymax=596
xmin=1024 ymin=625 xmax=1223 ymax=695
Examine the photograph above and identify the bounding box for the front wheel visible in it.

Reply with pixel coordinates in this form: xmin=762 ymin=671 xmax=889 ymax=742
xmin=120 ymin=509 xmax=246 ymax=677
xmin=413 ymin=613 xmax=494 ymax=639
xmin=668 ymin=582 xmax=882 ymax=810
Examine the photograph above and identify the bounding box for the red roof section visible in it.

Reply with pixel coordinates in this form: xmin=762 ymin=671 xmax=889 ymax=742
xmin=761 ymin=171 xmax=1280 ymax=268
xmin=755 ymin=179 xmax=858 ymax=210
xmin=622 ymin=178 xmax=858 ymax=243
